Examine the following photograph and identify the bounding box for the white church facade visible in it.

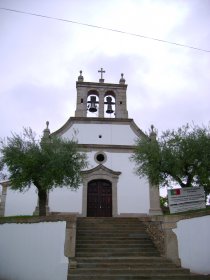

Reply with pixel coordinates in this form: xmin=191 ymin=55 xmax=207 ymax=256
xmin=0 ymin=69 xmax=162 ymax=217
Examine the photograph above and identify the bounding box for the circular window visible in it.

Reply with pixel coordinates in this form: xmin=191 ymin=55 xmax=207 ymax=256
xmin=95 ymin=152 xmax=107 ymax=164
xmin=96 ymin=154 xmax=105 ymax=162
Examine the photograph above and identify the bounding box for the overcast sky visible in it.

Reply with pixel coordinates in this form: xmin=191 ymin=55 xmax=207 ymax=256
xmin=0 ymin=0 xmax=210 ymax=139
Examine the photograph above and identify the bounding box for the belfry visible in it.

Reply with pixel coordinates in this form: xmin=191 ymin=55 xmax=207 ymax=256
xmin=75 ymin=70 xmax=128 ymax=119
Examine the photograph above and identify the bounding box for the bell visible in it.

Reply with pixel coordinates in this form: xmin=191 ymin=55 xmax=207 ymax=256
xmin=89 ymin=96 xmax=97 ymax=112
xmin=106 ymin=104 xmax=114 ymax=114
xmin=106 ymin=96 xmax=114 ymax=114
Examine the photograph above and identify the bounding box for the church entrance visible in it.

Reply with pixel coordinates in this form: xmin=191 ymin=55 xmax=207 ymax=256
xmin=87 ymin=179 xmax=112 ymax=217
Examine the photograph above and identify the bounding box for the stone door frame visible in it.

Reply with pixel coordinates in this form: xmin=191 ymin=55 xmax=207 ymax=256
xmin=81 ymin=165 xmax=121 ymax=217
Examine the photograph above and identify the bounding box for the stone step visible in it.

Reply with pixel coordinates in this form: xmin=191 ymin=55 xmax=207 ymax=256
xmin=75 ymin=258 xmax=179 ymax=269
xmin=77 ymin=239 xmax=151 ymax=243
xmin=76 ymin=223 xmax=147 ymax=226
xmin=77 ymin=232 xmax=148 ymax=237
xmin=77 ymin=263 xmax=177 ymax=269
xmin=68 ymin=276 xmax=210 ymax=280
xmin=76 ymin=252 xmax=160 ymax=257
xmin=77 ymin=228 xmax=147 ymax=232
xmin=68 ymin=218 xmax=210 ymax=280
xmin=77 ymin=233 xmax=149 ymax=238
xmin=76 ymin=247 xmax=158 ymax=252
xmin=76 ymin=221 xmax=148 ymax=226
xmin=74 ymin=257 xmax=173 ymax=264
xmin=76 ymin=244 xmax=156 ymax=249
xmin=77 ymin=224 xmax=147 ymax=227
xmin=76 ymin=236 xmax=154 ymax=241
xmin=77 ymin=238 xmax=153 ymax=246
xmin=77 ymin=217 xmax=146 ymax=221
xmin=70 ymin=268 xmax=190 ymax=275
xmin=76 ymin=224 xmax=147 ymax=229
xmin=77 ymin=225 xmax=147 ymax=229
xmin=77 ymin=237 xmax=151 ymax=242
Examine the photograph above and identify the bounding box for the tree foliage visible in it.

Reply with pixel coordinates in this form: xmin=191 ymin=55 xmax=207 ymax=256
xmin=0 ymin=128 xmax=87 ymax=216
xmin=132 ymin=124 xmax=210 ymax=192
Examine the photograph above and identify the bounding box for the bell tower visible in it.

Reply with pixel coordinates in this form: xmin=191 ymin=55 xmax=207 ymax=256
xmin=75 ymin=69 xmax=128 ymax=118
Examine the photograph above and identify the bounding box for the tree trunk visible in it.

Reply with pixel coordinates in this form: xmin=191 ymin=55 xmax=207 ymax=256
xmin=38 ymin=189 xmax=47 ymax=216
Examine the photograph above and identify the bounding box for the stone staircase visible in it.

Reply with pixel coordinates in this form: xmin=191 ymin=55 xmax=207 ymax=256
xmin=68 ymin=217 xmax=210 ymax=280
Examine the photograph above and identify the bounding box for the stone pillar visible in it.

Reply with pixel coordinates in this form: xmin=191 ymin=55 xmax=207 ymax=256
xmin=162 ymin=217 xmax=181 ymax=266
xmin=0 ymin=181 xmax=9 ymax=217
xmin=98 ymin=89 xmax=104 ymax=118
xmin=149 ymin=183 xmax=162 ymax=215
xmin=75 ymin=85 xmax=87 ymax=117
xmin=148 ymin=125 xmax=162 ymax=215
xmin=115 ymin=87 xmax=128 ymax=118
xmin=64 ymin=216 xmax=77 ymax=268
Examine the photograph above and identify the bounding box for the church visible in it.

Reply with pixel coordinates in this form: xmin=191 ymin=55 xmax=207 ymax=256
xmin=0 ymin=69 xmax=162 ymax=217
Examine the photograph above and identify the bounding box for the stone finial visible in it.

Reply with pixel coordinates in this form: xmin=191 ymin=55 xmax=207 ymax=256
xmin=43 ymin=121 xmax=50 ymax=138
xmin=78 ymin=70 xmax=84 ymax=82
xmin=119 ymin=73 xmax=125 ymax=84
xmin=149 ymin=124 xmax=157 ymax=140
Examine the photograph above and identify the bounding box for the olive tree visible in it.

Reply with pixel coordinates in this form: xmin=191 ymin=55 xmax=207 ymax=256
xmin=132 ymin=124 xmax=210 ymax=193
xmin=0 ymin=127 xmax=87 ymax=216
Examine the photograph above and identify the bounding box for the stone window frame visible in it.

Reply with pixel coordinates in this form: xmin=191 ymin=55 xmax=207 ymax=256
xmin=81 ymin=165 xmax=121 ymax=217
xmin=94 ymin=151 xmax=107 ymax=164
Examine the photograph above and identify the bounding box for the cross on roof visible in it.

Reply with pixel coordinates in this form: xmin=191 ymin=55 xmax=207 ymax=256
xmin=98 ymin=68 xmax=105 ymax=80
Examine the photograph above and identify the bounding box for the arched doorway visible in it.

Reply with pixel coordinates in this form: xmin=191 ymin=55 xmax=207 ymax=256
xmin=87 ymin=179 xmax=112 ymax=217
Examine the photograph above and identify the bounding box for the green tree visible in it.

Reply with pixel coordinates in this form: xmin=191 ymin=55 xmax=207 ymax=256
xmin=0 ymin=127 xmax=87 ymax=216
xmin=132 ymin=124 xmax=210 ymax=193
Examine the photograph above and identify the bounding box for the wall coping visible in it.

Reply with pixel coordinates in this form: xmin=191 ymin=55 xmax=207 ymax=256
xmin=149 ymin=209 xmax=210 ymax=225
xmin=0 ymin=215 xmax=77 ymax=224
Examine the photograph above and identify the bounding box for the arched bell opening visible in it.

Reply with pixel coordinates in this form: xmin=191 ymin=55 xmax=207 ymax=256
xmin=87 ymin=90 xmax=99 ymax=117
xmin=104 ymin=90 xmax=116 ymax=118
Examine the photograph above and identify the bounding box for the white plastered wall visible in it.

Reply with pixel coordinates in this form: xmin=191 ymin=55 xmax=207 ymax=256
xmin=49 ymin=151 xmax=150 ymax=215
xmin=173 ymin=215 xmax=210 ymax=274
xmin=49 ymin=186 xmax=83 ymax=213
xmin=62 ymin=123 xmax=138 ymax=145
xmin=5 ymin=185 xmax=37 ymax=216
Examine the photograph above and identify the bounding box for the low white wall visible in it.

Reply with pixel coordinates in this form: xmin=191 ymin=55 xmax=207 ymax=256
xmin=0 ymin=222 xmax=68 ymax=280
xmin=173 ymin=215 xmax=210 ymax=274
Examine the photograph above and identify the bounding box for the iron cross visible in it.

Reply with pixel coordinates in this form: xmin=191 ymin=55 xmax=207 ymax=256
xmin=98 ymin=68 xmax=105 ymax=79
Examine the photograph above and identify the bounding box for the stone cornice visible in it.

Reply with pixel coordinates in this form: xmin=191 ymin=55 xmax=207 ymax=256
xmin=76 ymin=81 xmax=127 ymax=89
xmin=81 ymin=164 xmax=121 ymax=176
xmin=77 ymin=144 xmax=136 ymax=153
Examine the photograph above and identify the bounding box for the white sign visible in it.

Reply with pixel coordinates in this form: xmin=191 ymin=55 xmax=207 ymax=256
xmin=168 ymin=187 xmax=206 ymax=214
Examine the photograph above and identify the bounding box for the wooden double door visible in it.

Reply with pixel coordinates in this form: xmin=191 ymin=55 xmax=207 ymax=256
xmin=87 ymin=179 xmax=112 ymax=217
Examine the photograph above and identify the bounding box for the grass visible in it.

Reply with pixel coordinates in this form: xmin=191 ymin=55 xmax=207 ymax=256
xmin=0 ymin=215 xmax=37 ymax=221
